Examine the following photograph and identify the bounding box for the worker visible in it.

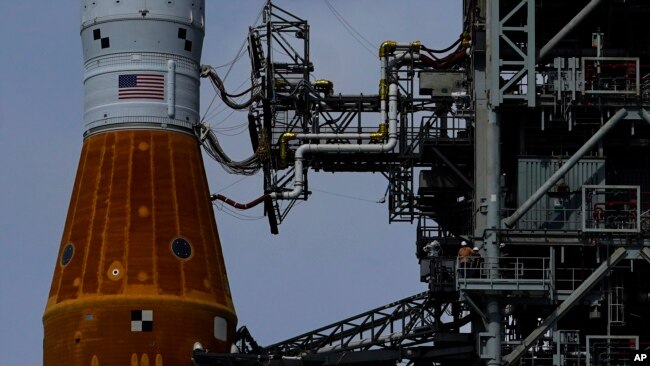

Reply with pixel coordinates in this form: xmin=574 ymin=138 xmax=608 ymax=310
xmin=423 ymin=240 xmax=443 ymax=257
xmin=424 ymin=240 xmax=447 ymax=284
xmin=457 ymin=241 xmax=473 ymax=278
xmin=471 ymin=246 xmax=483 ymax=278
xmin=499 ymin=243 xmax=511 ymax=278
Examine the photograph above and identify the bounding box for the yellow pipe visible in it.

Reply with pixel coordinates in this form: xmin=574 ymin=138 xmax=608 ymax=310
xmin=314 ymin=79 xmax=334 ymax=96
xmin=410 ymin=41 xmax=422 ymax=53
xmin=461 ymin=31 xmax=471 ymax=48
xmin=370 ymin=123 xmax=389 ymax=141
xmin=279 ymin=132 xmax=297 ymax=168
xmin=379 ymin=79 xmax=388 ymax=101
xmin=314 ymin=79 xmax=333 ymax=90
xmin=379 ymin=40 xmax=397 ymax=58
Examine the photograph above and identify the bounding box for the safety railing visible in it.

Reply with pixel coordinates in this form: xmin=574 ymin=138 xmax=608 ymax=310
xmin=582 ymin=57 xmax=640 ymax=95
xmin=554 ymin=267 xmax=596 ymax=293
xmin=515 ymin=207 xmax=583 ymax=231
xmin=457 ymin=256 xmax=553 ymax=292
xmin=582 ymin=185 xmax=641 ymax=233
xmin=411 ymin=113 xmax=471 ymax=149
xmin=585 ymin=335 xmax=638 ymax=366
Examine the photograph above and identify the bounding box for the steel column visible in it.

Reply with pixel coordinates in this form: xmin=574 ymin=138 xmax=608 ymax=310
xmin=485 ymin=1 xmax=502 ymax=365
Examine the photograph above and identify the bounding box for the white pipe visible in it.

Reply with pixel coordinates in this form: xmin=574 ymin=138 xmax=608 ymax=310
xmin=270 ymin=83 xmax=398 ymax=199
xmin=294 ymin=133 xmax=375 ymax=140
xmin=502 ymin=108 xmax=628 ymax=228
xmin=270 ymin=47 xmax=417 ymax=200
xmin=387 ymin=52 xmax=418 ymax=69
xmin=167 ymin=60 xmax=176 ymax=118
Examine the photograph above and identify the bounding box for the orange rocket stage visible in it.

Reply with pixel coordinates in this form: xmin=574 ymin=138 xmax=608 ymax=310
xmin=43 ymin=130 xmax=236 ymax=365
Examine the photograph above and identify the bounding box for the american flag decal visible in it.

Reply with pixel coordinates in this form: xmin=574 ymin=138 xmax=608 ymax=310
xmin=118 ymin=74 xmax=165 ymax=100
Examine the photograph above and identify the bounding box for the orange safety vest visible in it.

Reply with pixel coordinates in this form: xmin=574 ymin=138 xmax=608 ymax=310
xmin=458 ymin=247 xmax=473 ymax=263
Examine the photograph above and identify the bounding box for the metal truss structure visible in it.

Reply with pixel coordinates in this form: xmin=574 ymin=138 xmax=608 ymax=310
xmin=246 ymin=2 xmax=473 ymax=233
xmin=196 ymin=1 xmax=650 ymax=365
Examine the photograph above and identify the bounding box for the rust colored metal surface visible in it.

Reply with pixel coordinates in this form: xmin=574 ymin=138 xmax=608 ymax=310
xmin=43 ymin=130 xmax=236 ymax=365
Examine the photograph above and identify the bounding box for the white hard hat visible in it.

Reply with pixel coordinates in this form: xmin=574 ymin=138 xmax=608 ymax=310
xmin=473 ymin=247 xmax=479 ymax=251
xmin=499 ymin=243 xmax=506 ymax=248
xmin=461 ymin=241 xmax=467 ymax=246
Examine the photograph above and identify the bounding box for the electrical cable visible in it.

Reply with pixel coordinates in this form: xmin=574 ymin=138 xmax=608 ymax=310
xmin=203 ymin=66 xmax=262 ymax=110
xmin=216 ymin=128 xmax=251 ymax=137
xmin=201 ymin=1 xmax=266 ymax=122
xmin=195 ymin=121 xmax=263 ymax=176
xmin=204 ymin=78 xmax=254 ymax=122
xmin=419 ymin=48 xmax=467 ymax=69
xmin=215 ymin=174 xmax=257 ymax=194
xmin=202 ymin=47 xmax=249 ymax=121
xmin=212 ymin=122 xmax=248 ymax=132
xmin=310 ymin=187 xmax=383 ymax=204
xmin=211 ymin=193 xmax=269 ymax=210
xmin=213 ymin=201 xmax=266 ymax=221
xmin=323 ymin=0 xmax=376 ymax=57
xmin=422 ymin=37 xmax=462 ymax=55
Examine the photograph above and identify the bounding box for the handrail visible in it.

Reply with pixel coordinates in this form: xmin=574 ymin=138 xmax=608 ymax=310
xmin=456 ymin=256 xmax=552 ymax=282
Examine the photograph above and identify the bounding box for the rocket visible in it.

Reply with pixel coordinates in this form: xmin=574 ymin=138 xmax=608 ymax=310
xmin=43 ymin=1 xmax=237 ymax=365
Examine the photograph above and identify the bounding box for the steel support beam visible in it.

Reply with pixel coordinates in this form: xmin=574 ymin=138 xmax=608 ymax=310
xmin=431 ymin=147 xmax=474 ymax=189
xmin=641 ymin=109 xmax=650 ymax=126
xmin=459 ymin=292 xmax=488 ymax=326
xmin=503 ymin=246 xmax=628 ymax=365
xmin=538 ymin=0 xmax=604 ymax=61
xmin=639 ymin=247 xmax=650 ymax=265
xmin=503 ymin=108 xmax=628 ymax=228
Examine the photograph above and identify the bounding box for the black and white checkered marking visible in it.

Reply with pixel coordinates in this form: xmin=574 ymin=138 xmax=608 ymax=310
xmin=93 ymin=28 xmax=110 ymax=49
xmin=177 ymin=27 xmax=192 ymax=52
xmin=131 ymin=310 xmax=153 ymax=332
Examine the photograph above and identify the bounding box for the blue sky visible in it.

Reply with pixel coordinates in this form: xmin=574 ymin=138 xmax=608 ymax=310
xmin=0 ymin=1 xmax=461 ymax=363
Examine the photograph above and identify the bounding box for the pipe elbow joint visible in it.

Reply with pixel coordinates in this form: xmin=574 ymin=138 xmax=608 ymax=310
xmin=380 ymin=137 xmax=398 ymax=153
xmin=461 ymin=31 xmax=472 ymax=49
xmin=370 ymin=123 xmax=389 ymax=142
xmin=410 ymin=41 xmax=422 ymax=54
xmin=279 ymin=132 xmax=297 ymax=168
xmin=379 ymin=40 xmax=397 ymax=58
xmin=270 ymin=183 xmax=304 ymax=200
xmin=314 ymin=79 xmax=334 ymax=96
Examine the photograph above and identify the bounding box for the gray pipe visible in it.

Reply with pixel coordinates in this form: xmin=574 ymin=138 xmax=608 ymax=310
xmin=538 ymin=0 xmax=604 ymax=61
xmin=503 ymin=108 xmax=628 ymax=228
xmin=642 ymin=109 xmax=650 ymax=126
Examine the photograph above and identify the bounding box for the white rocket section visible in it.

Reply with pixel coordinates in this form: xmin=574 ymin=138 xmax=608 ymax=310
xmin=80 ymin=0 xmax=205 ymax=136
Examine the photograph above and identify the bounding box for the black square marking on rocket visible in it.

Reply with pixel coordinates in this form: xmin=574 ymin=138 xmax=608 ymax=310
xmin=93 ymin=29 xmax=101 ymax=40
xmin=184 ymin=40 xmax=193 ymax=52
xmin=178 ymin=28 xmax=187 ymax=39
xmin=101 ymin=37 xmax=110 ymax=49
xmin=131 ymin=310 xmax=153 ymax=332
